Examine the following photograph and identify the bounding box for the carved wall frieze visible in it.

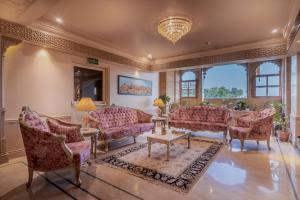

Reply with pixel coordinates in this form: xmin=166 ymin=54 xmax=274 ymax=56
xmin=0 ymin=18 xmax=150 ymax=70
xmin=1 ymin=36 xmax=22 ymax=55
xmin=152 ymin=44 xmax=287 ymax=71
xmin=287 ymin=10 xmax=300 ymax=51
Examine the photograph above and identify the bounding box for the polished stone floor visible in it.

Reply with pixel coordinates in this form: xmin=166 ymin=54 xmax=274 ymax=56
xmin=0 ymin=131 xmax=299 ymax=200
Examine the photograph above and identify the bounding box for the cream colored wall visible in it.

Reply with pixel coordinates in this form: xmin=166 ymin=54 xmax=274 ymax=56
xmin=3 ymin=42 xmax=158 ymax=160
xmin=109 ymin=66 xmax=158 ymax=114
xmin=4 ymin=43 xmax=74 ymax=119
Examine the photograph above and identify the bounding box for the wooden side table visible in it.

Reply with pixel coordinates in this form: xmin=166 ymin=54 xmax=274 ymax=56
xmin=80 ymin=128 xmax=99 ymax=159
xmin=152 ymin=117 xmax=168 ymax=134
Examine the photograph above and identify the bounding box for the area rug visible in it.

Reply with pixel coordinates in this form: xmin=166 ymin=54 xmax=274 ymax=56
xmin=98 ymin=138 xmax=223 ymax=193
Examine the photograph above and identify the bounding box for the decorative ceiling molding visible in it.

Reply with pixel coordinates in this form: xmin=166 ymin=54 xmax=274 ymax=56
xmin=0 ymin=36 xmax=22 ymax=55
xmin=30 ymin=17 xmax=150 ymax=65
xmin=287 ymin=10 xmax=300 ymax=51
xmin=0 ymin=18 xmax=150 ymax=70
xmin=151 ymin=44 xmax=287 ymax=71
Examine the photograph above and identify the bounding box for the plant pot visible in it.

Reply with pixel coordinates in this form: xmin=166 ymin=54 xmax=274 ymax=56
xmin=278 ymin=131 xmax=290 ymax=142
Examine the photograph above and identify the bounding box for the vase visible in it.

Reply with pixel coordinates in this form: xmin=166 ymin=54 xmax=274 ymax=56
xmin=278 ymin=131 xmax=290 ymax=142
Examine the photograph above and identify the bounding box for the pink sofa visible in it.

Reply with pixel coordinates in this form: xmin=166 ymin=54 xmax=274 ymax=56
xmin=169 ymin=106 xmax=230 ymax=140
xmin=229 ymin=108 xmax=275 ymax=150
xmin=19 ymin=107 xmax=90 ymax=187
xmin=89 ymin=106 xmax=154 ymax=151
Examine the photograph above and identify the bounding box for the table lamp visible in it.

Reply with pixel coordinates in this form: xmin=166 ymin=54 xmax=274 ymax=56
xmin=76 ymin=97 xmax=96 ymax=130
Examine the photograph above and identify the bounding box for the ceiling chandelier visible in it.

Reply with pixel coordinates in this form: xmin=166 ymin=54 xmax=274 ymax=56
xmin=157 ymin=16 xmax=192 ymax=45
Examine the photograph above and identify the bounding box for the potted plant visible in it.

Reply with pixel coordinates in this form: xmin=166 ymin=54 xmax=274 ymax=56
xmin=233 ymin=100 xmax=250 ymax=111
xmin=278 ymin=117 xmax=290 ymax=142
xmin=271 ymin=101 xmax=290 ymax=141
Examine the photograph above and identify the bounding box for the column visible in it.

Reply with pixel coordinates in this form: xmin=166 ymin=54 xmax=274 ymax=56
xmin=0 ymin=36 xmax=21 ymax=164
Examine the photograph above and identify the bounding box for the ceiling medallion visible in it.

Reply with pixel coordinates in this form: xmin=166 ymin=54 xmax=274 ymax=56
xmin=157 ymin=16 xmax=192 ymax=45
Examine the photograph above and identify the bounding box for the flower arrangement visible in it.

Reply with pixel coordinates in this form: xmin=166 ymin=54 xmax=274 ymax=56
xmin=153 ymin=98 xmax=165 ymax=108
xmin=153 ymin=98 xmax=165 ymax=117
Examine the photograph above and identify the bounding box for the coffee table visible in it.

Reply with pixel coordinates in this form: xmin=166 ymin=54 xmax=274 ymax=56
xmin=147 ymin=129 xmax=191 ymax=161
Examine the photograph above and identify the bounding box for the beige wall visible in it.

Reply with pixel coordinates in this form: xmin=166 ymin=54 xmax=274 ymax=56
xmin=109 ymin=66 xmax=158 ymax=114
xmin=2 ymin=42 xmax=158 ymax=160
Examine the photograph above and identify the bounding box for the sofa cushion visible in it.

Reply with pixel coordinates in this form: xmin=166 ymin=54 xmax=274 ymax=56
xmin=179 ymin=108 xmax=193 ymax=121
xmin=89 ymin=110 xmax=110 ymax=129
xmin=183 ymin=121 xmax=227 ymax=132
xmin=47 ymin=118 xmax=82 ymax=143
xmin=207 ymin=108 xmax=228 ymax=123
xmin=24 ymin=111 xmax=49 ymax=132
xmin=66 ymin=140 xmax=91 ymax=165
xmin=192 ymin=109 xmax=207 ymax=122
xmin=169 ymin=120 xmax=185 ymax=128
xmin=135 ymin=123 xmax=154 ymax=132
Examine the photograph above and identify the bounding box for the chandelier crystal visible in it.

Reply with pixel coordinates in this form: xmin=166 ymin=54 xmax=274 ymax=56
xmin=157 ymin=16 xmax=192 ymax=45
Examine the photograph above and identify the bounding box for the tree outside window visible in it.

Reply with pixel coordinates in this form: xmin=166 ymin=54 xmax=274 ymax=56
xmin=202 ymin=64 xmax=247 ymax=99
xmin=181 ymin=71 xmax=196 ymax=98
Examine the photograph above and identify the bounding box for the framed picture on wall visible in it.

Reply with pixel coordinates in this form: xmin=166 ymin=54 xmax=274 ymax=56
xmin=118 ymin=75 xmax=152 ymax=96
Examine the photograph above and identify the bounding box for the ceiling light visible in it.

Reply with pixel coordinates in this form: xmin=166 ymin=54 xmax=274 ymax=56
xmin=271 ymin=28 xmax=278 ymax=34
xmin=55 ymin=17 xmax=63 ymax=24
xmin=147 ymin=54 xmax=153 ymax=59
xmin=158 ymin=16 xmax=192 ymax=45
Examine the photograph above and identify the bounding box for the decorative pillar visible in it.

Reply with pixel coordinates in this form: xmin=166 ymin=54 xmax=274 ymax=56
xmin=0 ymin=36 xmax=21 ymax=163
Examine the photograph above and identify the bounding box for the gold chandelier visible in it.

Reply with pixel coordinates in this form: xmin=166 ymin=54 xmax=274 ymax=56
xmin=157 ymin=16 xmax=192 ymax=45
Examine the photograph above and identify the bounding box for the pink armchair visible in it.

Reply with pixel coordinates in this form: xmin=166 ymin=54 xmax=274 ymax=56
xmin=19 ymin=107 xmax=91 ymax=187
xmin=228 ymin=108 xmax=275 ymax=150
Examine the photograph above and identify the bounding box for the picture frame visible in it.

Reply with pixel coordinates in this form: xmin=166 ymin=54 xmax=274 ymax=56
xmin=118 ymin=75 xmax=152 ymax=96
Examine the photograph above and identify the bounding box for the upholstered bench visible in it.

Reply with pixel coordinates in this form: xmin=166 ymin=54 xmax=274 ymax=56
xmin=168 ymin=106 xmax=230 ymax=140
xmin=88 ymin=106 xmax=154 ymax=151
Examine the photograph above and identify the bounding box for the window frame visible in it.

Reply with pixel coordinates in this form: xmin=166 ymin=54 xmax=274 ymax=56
xmin=254 ymin=62 xmax=281 ymax=98
xmin=202 ymin=64 xmax=248 ymax=99
xmin=180 ymin=71 xmax=197 ymax=98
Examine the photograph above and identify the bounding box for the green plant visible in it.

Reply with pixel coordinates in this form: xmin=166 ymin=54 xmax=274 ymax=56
xmin=199 ymin=101 xmax=211 ymax=106
xmin=233 ymin=100 xmax=249 ymax=111
xmin=159 ymin=95 xmax=171 ymax=105
xmin=270 ymin=100 xmax=283 ymax=124
xmin=279 ymin=117 xmax=289 ymax=131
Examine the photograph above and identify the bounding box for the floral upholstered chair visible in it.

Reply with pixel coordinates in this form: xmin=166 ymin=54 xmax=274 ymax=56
xmin=19 ymin=107 xmax=91 ymax=187
xmin=228 ymin=108 xmax=275 ymax=151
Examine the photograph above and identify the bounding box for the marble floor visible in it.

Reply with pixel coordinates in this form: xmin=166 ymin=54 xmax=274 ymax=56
xmin=0 ymin=131 xmax=299 ymax=200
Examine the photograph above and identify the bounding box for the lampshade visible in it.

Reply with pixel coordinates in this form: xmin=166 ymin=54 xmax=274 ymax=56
xmin=76 ymin=97 xmax=96 ymax=111
xmin=153 ymin=98 xmax=165 ymax=107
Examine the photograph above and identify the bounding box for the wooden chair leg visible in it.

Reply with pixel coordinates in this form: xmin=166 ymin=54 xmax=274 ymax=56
xmin=267 ymin=139 xmax=271 ymax=151
xmin=26 ymin=167 xmax=34 ymax=188
xmin=223 ymin=130 xmax=228 ymax=143
xmin=240 ymin=139 xmax=244 ymax=151
xmin=104 ymin=141 xmax=109 ymax=152
xmin=133 ymin=136 xmax=136 ymax=143
xmin=74 ymin=165 xmax=81 ymax=186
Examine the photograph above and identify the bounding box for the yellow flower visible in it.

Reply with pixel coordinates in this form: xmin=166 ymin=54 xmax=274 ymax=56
xmin=153 ymin=98 xmax=165 ymax=108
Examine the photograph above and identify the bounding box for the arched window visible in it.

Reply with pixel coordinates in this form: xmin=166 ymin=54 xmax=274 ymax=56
xmin=202 ymin=64 xmax=247 ymax=99
xmin=181 ymin=71 xmax=196 ymax=97
xmin=255 ymin=62 xmax=280 ymax=97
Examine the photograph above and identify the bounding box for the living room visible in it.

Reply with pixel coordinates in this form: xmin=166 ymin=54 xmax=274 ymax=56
xmin=0 ymin=0 xmax=300 ymax=200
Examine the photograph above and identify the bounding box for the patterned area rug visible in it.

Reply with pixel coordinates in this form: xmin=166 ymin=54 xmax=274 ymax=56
xmin=98 ymin=138 xmax=223 ymax=193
